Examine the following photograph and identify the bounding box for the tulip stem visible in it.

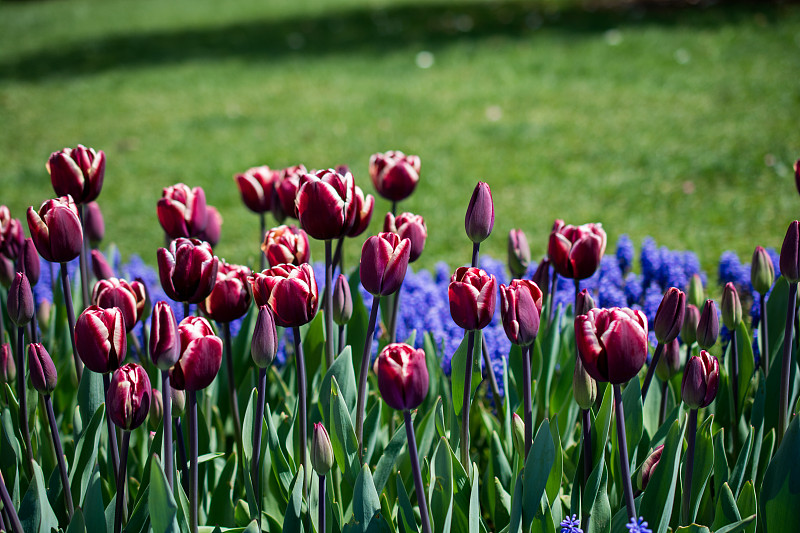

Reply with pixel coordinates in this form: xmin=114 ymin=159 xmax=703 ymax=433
xmin=548 ymin=272 xmax=558 ymax=327
xmin=778 ymin=281 xmax=797 ymax=444
xmin=681 ymin=409 xmax=698 ymax=525
xmin=78 ymin=204 xmax=91 ymax=311
xmin=332 ymin=237 xmax=344 ymax=273
xmin=114 ymin=430 xmax=131 ymax=533
xmin=292 ymin=326 xmax=308 ymax=499
xmin=259 ymin=213 xmax=266 ymax=272
xmin=161 ymin=370 xmax=174 ymax=489
xmin=404 ymin=410 xmax=432 ymax=533
xmin=252 ymin=367 xmax=267 ymax=518
xmin=0 ymin=471 xmax=22 ymax=533
xmin=460 ymin=330 xmax=476 ymax=468
xmin=188 ymin=390 xmax=199 ymax=533
xmin=522 ymin=344 xmax=533 ymax=458
xmin=356 ymin=296 xmax=380 ymax=463
xmin=481 ymin=335 xmax=503 ymax=416
xmin=29 ymin=293 xmax=39 ymax=344
xmin=221 ymin=323 xmax=244 ymax=480
xmin=318 ymin=474 xmax=326 ymax=533
xmin=14 ymin=328 xmax=32 ymax=476
xmin=324 ymin=240 xmax=335 ymax=369
xmin=389 ymin=290 xmax=401 ymax=344
xmin=731 ymin=328 xmax=739 ymax=418
xmin=183 ymin=302 xmax=190 ymax=321
xmin=45 ymin=394 xmax=73 ymax=518
xmin=641 ymin=342 xmax=664 ymax=401
xmin=338 ymin=324 xmax=346 ymax=355
xmin=760 ymin=295 xmax=769 ymax=377
xmin=103 ymin=373 xmax=121 ymax=481
xmin=60 ymin=262 xmax=83 ymax=381
xmin=175 ymin=418 xmax=190 ymax=493
xmin=573 ymin=279 xmax=580 ymax=314
xmin=613 ymin=384 xmax=636 ymax=521
xmin=659 ymin=380 xmax=668 ymax=428
xmin=471 ymin=242 xmax=479 ymax=269
xmin=581 ymin=407 xmax=592 ymax=486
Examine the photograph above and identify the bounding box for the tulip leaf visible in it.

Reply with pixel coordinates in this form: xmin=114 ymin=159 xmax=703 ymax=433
xmin=508 ymin=474 xmax=524 ymax=533
xmin=208 ymin=452 xmax=238 ymax=526
xmin=640 ymin=419 xmax=684 ymax=533
xmin=756 ymin=429 xmax=775 ymax=490
xmin=132 ymin=421 xmax=165 ymax=509
xmin=302 ymin=312 xmax=325 ymax=383
xmin=538 ymin=308 xmax=562 ymax=415
xmin=241 ymin=388 xmax=257 ymax=467
xmin=423 ymin=333 xmax=442 ymax=412
xmin=348 ymin=271 xmax=369 ymax=374
xmin=715 ymin=515 xmax=757 ymax=533
xmin=491 ymin=430 xmax=512 ymax=489
xmin=282 ymin=465 xmax=304 ymax=533
xmin=318 ymin=345 xmax=357 ymax=426
xmin=591 ymin=384 xmax=614 ymax=465
xmin=430 ymin=439 xmax=454 ymax=533
xmin=734 ymin=321 xmax=756 ymax=412
xmin=451 ymin=330 xmax=482 ymax=415
xmin=396 ymin=471 xmax=417 ymax=533
xmin=373 ymin=416 xmax=407 ymax=495
xmin=18 ymin=460 xmax=58 ymax=533
xmin=66 ymin=508 xmax=86 ymax=533
xmin=329 ymin=376 xmax=360 ymax=485
xmin=675 ymin=526 xmax=710 ymax=533
xmin=728 ymin=424 xmax=754 ymax=499
xmin=766 ymin=276 xmax=789 ymax=364
xmin=584 ymin=464 xmax=611 ymax=533
xmin=68 ymin=404 xmax=105 ymax=507
xmin=343 ymin=464 xmax=388 ymax=533
xmin=545 ymin=417 xmax=562 ymax=505
xmin=469 ymin=463 xmax=480 ymax=533
xmin=149 ymin=455 xmax=180 ymax=533
xmin=736 ymin=481 xmax=757 ymax=533
xmin=760 ymin=415 xmax=800 ymax=533
xmin=493 ymin=477 xmax=512 ymax=530
xmin=711 ymin=482 xmax=742 ymax=531
xmin=523 ymin=420 xmax=555 ymax=531
xmin=362 ymin=399 xmax=382 ymax=465
xmin=232 ymin=305 xmax=257 ymax=383
xmin=687 ymin=414 xmax=714 ymax=523
xmin=265 ymin=403 xmax=293 ymax=502
xmin=77 ymin=369 xmax=104 ymax=434
xmin=82 ymin=471 xmax=107 ymax=533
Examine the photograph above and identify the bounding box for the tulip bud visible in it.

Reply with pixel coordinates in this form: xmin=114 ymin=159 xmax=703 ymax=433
xmin=28 ymin=343 xmax=58 ymax=395
xmin=150 ymin=301 xmax=181 ymax=370
xmin=687 ymin=274 xmax=705 ymax=311
xmin=149 ymin=389 xmax=164 ymax=431
xmin=198 ymin=205 xmax=222 ymax=247
xmin=0 ymin=344 xmax=16 ymax=385
xmin=157 ymin=238 xmax=219 ymax=304
xmin=511 ymin=413 xmax=525 ymax=457
xmin=47 ymin=145 xmax=105 ymax=204
xmin=376 ymin=343 xmax=429 ymax=411
xmin=171 ymin=388 xmax=186 ymax=417
xmin=573 ymin=356 xmax=597 ymax=410
xmin=696 ymin=300 xmax=719 ymax=350
xmin=201 ymin=261 xmax=252 ymax=323
xmin=384 ymin=212 xmax=427 ymax=263
xmin=637 ymin=445 xmax=664 ymax=491
xmin=721 ymin=282 xmax=742 ymax=329
xmin=360 ymin=232 xmax=411 ymax=297
xmin=369 ymin=151 xmax=421 ymax=203
xmin=311 ymin=423 xmax=335 ymax=475
xmin=91 ymin=249 xmax=115 ymax=280
xmin=21 ymin=239 xmax=40 ymax=286
xmin=107 ymin=363 xmax=152 ymax=430
xmin=464 ymin=182 xmax=494 ymax=244
xmin=157 ymin=183 xmax=208 ymax=240
xmin=84 ymin=201 xmax=105 ymax=247
xmin=681 ymin=304 xmax=700 ymax=346
xmin=170 ymin=316 xmax=223 ymax=391
xmin=654 ymin=288 xmax=686 ymax=344
xmin=332 ymin=274 xmax=353 ymax=326
xmin=575 ymin=307 xmax=649 ymax=384
xmin=8 ymin=272 xmax=34 ymax=327
xmin=499 ymin=280 xmax=543 ymax=346
xmin=296 ymin=169 xmax=358 ymax=240
xmin=655 ymin=338 xmax=681 ymax=382
xmin=250 ymin=263 xmax=319 ymax=328
xmin=751 ymin=246 xmax=775 ymax=295
xmin=346 ymin=186 xmax=375 ymax=238
xmin=0 ymin=254 xmax=13 ymax=288
xmin=252 ymin=305 xmax=278 ymax=368
xmin=261 ymin=225 xmax=310 ymax=267
xmin=448 ymin=267 xmax=497 ymax=331
xmin=681 ymin=350 xmax=719 ymax=409
xmin=507 ymin=229 xmax=530 ymax=279
xmin=234 ymin=166 xmax=280 ymax=214
xmin=27 ymin=196 xmax=83 ymax=263
xmin=548 ymin=220 xmax=607 ymax=280
xmin=575 ymin=289 xmax=596 ymax=317
xmin=781 ymin=221 xmax=800 ymax=284
xmin=532 ymin=258 xmax=550 ymax=299
xmin=75 ymin=305 xmax=127 ymax=374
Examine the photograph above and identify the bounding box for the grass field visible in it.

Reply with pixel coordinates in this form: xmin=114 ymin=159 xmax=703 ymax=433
xmin=1 ymin=0 xmax=799 ymax=277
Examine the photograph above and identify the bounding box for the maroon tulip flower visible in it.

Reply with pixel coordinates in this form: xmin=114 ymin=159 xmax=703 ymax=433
xmin=157 ymin=238 xmax=219 ymax=304
xmin=46 ymin=145 xmax=106 ymax=204
xmin=149 ymin=389 xmax=164 ymax=431
xmin=376 ymin=343 xmax=429 ymax=411
xmin=0 ymin=206 xmax=25 ymax=261
xmin=234 ymin=165 xmax=280 ymax=213
xmin=0 ymin=343 xmax=15 ymax=384
xmin=507 ymin=229 xmax=530 ymax=279
xmin=360 ymin=232 xmax=411 ymax=297
xmin=295 ymin=169 xmax=357 ymax=240
xmin=576 ymin=289 xmax=596 ymax=317
xmin=27 ymin=196 xmax=83 ymax=263
xmin=696 ymin=299 xmax=719 ymax=350
xmin=250 ymin=263 xmax=318 ymax=328
xmin=28 ymin=343 xmax=58 ymax=395
xmin=347 ymin=185 xmax=375 ymax=238
xmin=149 ymin=301 xmax=181 ymax=370
xmin=548 ymin=220 xmax=607 ymax=280
xmin=500 ymin=280 xmax=543 ymax=346
xmin=795 ymin=159 xmax=800 ymax=197
xmin=369 ymin=151 xmax=421 ymax=202
xmin=448 ymin=267 xmax=497 ymax=331
xmin=273 ymin=165 xmax=308 ymax=220
xmin=170 ymin=316 xmax=223 ymax=391
xmin=261 ymin=225 xmax=310 ymax=267
xmin=107 ymin=363 xmax=152 ymax=430
xmin=0 ymin=255 xmax=12 ymax=288
xmin=465 ymin=182 xmax=494 ymax=244
xmin=681 ymin=304 xmax=700 ymax=346
xmin=201 ymin=261 xmax=252 ymax=323
xmin=157 ymin=183 xmax=208 ymax=240
xmin=197 ymin=205 xmax=222 ymax=247
xmin=384 ymin=212 xmax=427 ymax=263
xmin=681 ymin=350 xmax=719 ymax=409
xmin=653 ymin=288 xmax=686 ymax=344
xmin=721 ymin=282 xmax=742 ymax=329
xmin=92 ymin=277 xmax=146 ymax=332
xmin=332 ymin=274 xmax=353 ymax=326
xmin=781 ymin=220 xmax=800 ymax=284
xmin=21 ymin=239 xmax=40 ymax=286
xmin=638 ymin=445 xmax=664 ymax=490
xmin=8 ymin=272 xmax=34 ymax=327
xmin=311 ymin=423 xmax=335 ymax=475
xmin=655 ymin=338 xmax=681 ymax=382
xmin=252 ymin=305 xmax=278 ymax=368
xmin=532 ymin=258 xmax=551 ymax=299
xmin=75 ymin=305 xmax=127 ymax=374
xmin=575 ymin=307 xmax=649 ymax=384
xmin=84 ymin=201 xmax=105 ymax=247
xmin=91 ymin=249 xmax=116 ymax=280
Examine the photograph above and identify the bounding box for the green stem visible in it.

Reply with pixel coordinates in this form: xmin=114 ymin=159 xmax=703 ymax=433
xmin=356 ymin=297 xmax=380 ymax=461
xmin=404 ymin=410 xmax=432 ymax=533
xmin=613 ymin=384 xmax=636 ymax=520
xmin=460 ymin=330 xmax=476 ymax=468
xmin=681 ymin=409 xmax=698 ymax=525
xmin=45 ymin=395 xmax=73 ymax=518
xmin=779 ymin=282 xmax=797 ymax=444
xmin=114 ymin=431 xmax=131 ymax=533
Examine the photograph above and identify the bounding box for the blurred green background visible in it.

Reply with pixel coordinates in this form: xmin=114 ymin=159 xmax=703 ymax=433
xmin=1 ymin=0 xmax=799 ymax=274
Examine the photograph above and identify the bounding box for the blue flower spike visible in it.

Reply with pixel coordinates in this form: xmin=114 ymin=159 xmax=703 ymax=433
xmin=626 ymin=516 xmax=652 ymax=533
xmin=559 ymin=514 xmax=583 ymax=533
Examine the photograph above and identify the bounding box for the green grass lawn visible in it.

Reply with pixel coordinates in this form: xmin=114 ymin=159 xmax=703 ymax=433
xmin=1 ymin=0 xmax=799 ymax=277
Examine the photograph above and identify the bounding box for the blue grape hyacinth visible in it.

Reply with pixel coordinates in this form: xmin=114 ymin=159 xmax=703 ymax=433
xmin=559 ymin=514 xmax=582 ymax=533
xmin=626 ymin=516 xmax=652 ymax=533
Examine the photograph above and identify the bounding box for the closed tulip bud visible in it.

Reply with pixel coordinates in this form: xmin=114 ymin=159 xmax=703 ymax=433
xmin=751 ymin=246 xmax=775 ymax=295
xmin=332 ymin=274 xmax=353 ymax=326
xmin=376 ymin=343 xmax=429 ymax=410
xmin=0 ymin=344 xmax=15 ymax=384
xmin=311 ymin=423 xmax=335 ymax=475
xmin=148 ymin=389 xmax=163 ymax=431
xmin=696 ymin=300 xmax=719 ymax=350
xmin=499 ymin=280 xmax=543 ymax=345
xmin=360 ymin=232 xmax=411 ymax=297
xmin=721 ymin=282 xmax=742 ymax=329
xmin=575 ymin=307 xmax=649 ymax=384
xmin=8 ymin=272 xmax=34 ymax=327
xmin=347 ymin=186 xmax=375 ymax=238
xmin=250 ymin=263 xmax=319 ymax=328
xmin=0 ymin=207 xmax=25 ymax=261
xmin=654 ymin=288 xmax=686 ymax=344
xmin=201 ymin=261 xmax=252 ymax=323
xmin=261 ymin=225 xmax=310 ymax=267
xmin=132 ymin=278 xmax=150 ymax=321
xmin=22 ymin=239 xmax=40 ymax=286
xmin=157 ymin=183 xmax=208 ymax=240
xmin=92 ymin=277 xmax=143 ymax=332
xmin=83 ymin=201 xmax=105 ymax=247
xmin=781 ymin=220 xmax=800 ymax=284
xmin=0 ymin=254 xmax=13 ymax=288
xmin=274 ymin=165 xmax=307 ymax=219
xmin=449 ymin=267 xmax=497 ymax=331
xmin=512 ymin=413 xmax=525 ymax=457
xmin=507 ymin=229 xmax=530 ymax=279
xmin=681 ymin=304 xmax=700 ymax=346
xmin=681 ymin=350 xmax=719 ymax=409
xmin=197 ymin=206 xmax=222 ymax=247
xmin=75 ymin=305 xmax=127 ymax=374
xmin=369 ymin=151 xmax=421 ymax=202
xmin=27 ymin=196 xmax=83 ymax=263
xmin=548 ymin=220 xmax=607 ymax=280
xmin=464 ymin=182 xmax=494 ymax=243
xmin=795 ymin=160 xmax=800 ymax=197
xmin=170 ymin=316 xmax=223 ymax=391
xmin=655 ymin=338 xmax=681 ymax=381
xmin=107 ymin=363 xmax=152 ymax=430
xmin=573 ymin=356 xmax=597 ymax=410
xmin=28 ymin=343 xmax=58 ymax=395
xmin=295 ymin=169 xmax=358 ymax=241
xmin=532 ymin=258 xmax=551 ymax=299
xmin=149 ymin=301 xmax=181 ymax=370
xmin=157 ymin=238 xmax=219 ymax=304
xmin=47 ymin=145 xmax=105 ymax=204
xmin=171 ymin=388 xmax=186 ymax=417
xmin=575 ymin=288 xmax=596 ymax=317
xmin=91 ymin=249 xmax=115 ymax=280
xmin=688 ymin=274 xmax=705 ymax=311
xmin=234 ymin=166 xmax=280 ymax=213
xmin=252 ymin=305 xmax=278 ymax=368
xmin=637 ymin=445 xmax=664 ymax=491
xmin=384 ymin=212 xmax=427 ymax=263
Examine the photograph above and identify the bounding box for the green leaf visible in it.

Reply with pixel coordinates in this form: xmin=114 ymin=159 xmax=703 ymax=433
xmin=469 ymin=464 xmax=480 ymax=533
xmin=493 ymin=477 xmax=512 ymax=530
xmin=734 ymin=321 xmax=755 ymax=411
xmin=621 ymin=379 xmax=644 ymax=457
xmin=640 ymin=419 xmax=685 ymax=533
xmin=687 ymin=415 xmax=714 ymax=523
xmin=591 ymin=385 xmax=613 ymax=465
xmin=329 ymin=376 xmax=360 ymax=485
xmin=713 ymin=428 xmax=729 ymax=498
xmin=728 ymin=424 xmax=754 ymax=499
xmin=523 ymin=420 xmax=555 ymax=531
xmin=711 ymin=483 xmax=742 ymax=531
xmin=396 ymin=472 xmax=416 ymax=533
xmin=282 ymin=465 xmax=304 ymax=533
xmin=675 ymin=526 xmax=710 ymax=533
xmin=766 ymin=276 xmax=789 ymax=364
xmin=265 ymin=403 xmax=294 ymax=501
xmin=715 ymin=516 xmax=757 ymax=533
xmin=344 ymin=464 xmax=387 ymax=533
xmin=319 ymin=345 xmax=357 ymax=426
xmin=430 ymin=439 xmax=454 ymax=533
xmin=83 ymin=471 xmax=108 ymax=533
xmin=66 ymin=508 xmax=86 ymax=533
xmin=207 ymin=452 xmax=238 ymax=526
xmin=373 ymin=417 xmax=407 ymax=495
xmin=736 ymin=481 xmax=757 ymax=533
xmin=348 ymin=271 xmax=369 ymax=374
xmin=491 ymin=430 xmax=512 ymax=489
xmin=585 ymin=464 xmax=611 ymax=533
xmin=508 ymin=474 xmax=523 ymax=533
xmin=149 ymin=455 xmax=180 ymax=533
xmin=77 ymin=369 xmax=104 ymax=431
xmin=545 ymin=417 xmax=563 ymax=505
xmin=760 ymin=415 xmax=800 ymax=533
xmin=451 ymin=331 xmax=482 ymax=415
xmin=18 ymin=461 xmax=59 ymax=533
xmin=241 ymin=388 xmax=258 ymax=466
xmin=68 ymin=404 xmax=105 ymax=507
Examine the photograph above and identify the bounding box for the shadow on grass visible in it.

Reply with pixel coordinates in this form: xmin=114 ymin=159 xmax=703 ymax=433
xmin=0 ymin=0 xmax=792 ymax=81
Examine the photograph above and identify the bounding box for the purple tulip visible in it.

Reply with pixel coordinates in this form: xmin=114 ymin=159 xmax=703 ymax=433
xmin=384 ymin=212 xmax=427 ymax=263
xmin=91 ymin=249 xmax=116 ymax=280
xmin=273 ymin=165 xmax=308 ymax=220
xmin=21 ymin=239 xmax=40 ymax=286
xmin=369 ymin=151 xmax=421 ymax=203
xmin=197 ymin=205 xmax=222 ymax=247
xmin=332 ymin=274 xmax=353 ymax=326
xmin=376 ymin=343 xmax=429 ymax=411
xmin=347 ymin=185 xmax=375 ymax=238
xmin=46 ymin=145 xmax=105 ymax=204
xmin=28 ymin=343 xmax=58 ymax=395
xmin=781 ymin=220 xmax=800 ymax=283
xmin=464 ymin=181 xmax=494 ymax=244
xmin=149 ymin=301 xmax=181 ymax=370
xmin=27 ymin=196 xmax=83 ymax=263
xmin=654 ymin=288 xmax=686 ymax=344
xmin=157 ymin=183 xmax=208 ymax=240
xmin=448 ymin=267 xmax=497 ymax=331
xmin=681 ymin=304 xmax=700 ymax=346
xmin=638 ymin=445 xmax=664 ymax=490
xmin=107 ymin=363 xmax=152 ymax=430
xmin=261 ymin=225 xmax=310 ymax=267
xmin=75 ymin=305 xmax=127 ymax=374
xmin=157 ymin=238 xmax=219 ymax=304
xmin=681 ymin=350 xmax=719 ymax=409
xmin=170 ymin=316 xmax=223 ymax=391
xmin=696 ymin=299 xmax=719 ymax=350
xmin=548 ymin=219 xmax=607 ymax=280
xmin=252 ymin=305 xmax=278 ymax=368
xmin=84 ymin=201 xmax=105 ymax=247
xmin=250 ymin=263 xmax=318 ymax=328
xmin=576 ymin=288 xmax=596 ymax=317
xmin=201 ymin=261 xmax=252 ymax=323
xmin=507 ymin=229 xmax=530 ymax=279
xmin=360 ymin=232 xmax=411 ymax=297
xmin=235 ymin=165 xmax=280 ymax=214
xmin=532 ymin=258 xmax=551 ymax=299
xmin=295 ymin=169 xmax=357 ymax=240
xmin=311 ymin=423 xmax=335 ymax=475
xmin=0 ymin=343 xmax=15 ymax=384
xmin=0 ymin=206 xmax=25 ymax=261
xmin=721 ymin=282 xmax=742 ymax=329
xmin=8 ymin=272 xmax=34 ymax=327
xmin=499 ymin=280 xmax=543 ymax=346
xmin=575 ymin=307 xmax=649 ymax=384
xmin=751 ymin=245 xmax=774 ymax=295
xmin=655 ymin=338 xmax=681 ymax=381
xmin=92 ymin=277 xmax=146 ymax=332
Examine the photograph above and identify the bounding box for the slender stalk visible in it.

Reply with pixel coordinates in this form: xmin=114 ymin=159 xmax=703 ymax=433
xmin=391 ymin=201 xmax=397 ymax=217
xmin=252 ymin=367 xmax=267 ymax=513
xmin=318 ymin=474 xmax=326 ymax=533
xmin=29 ymin=293 xmax=39 ymax=344
xmin=0 ymin=505 xmax=6 ymax=532
xmin=114 ymin=431 xmax=131 ymax=533
xmin=471 ymin=242 xmax=479 ymax=269
xmin=760 ymin=295 xmax=769 ymax=376
xmin=60 ymin=262 xmax=83 ymax=380
xmin=183 ymin=302 xmax=190 ymax=321
xmin=681 ymin=409 xmax=698 ymax=525
xmin=404 ymin=410 xmax=432 ymax=533
xmin=355 ymin=296 xmax=381 ymax=461
xmin=0 ymin=471 xmax=22 ymax=533
xmin=581 ymin=408 xmax=592 ymax=486
xmin=548 ymin=271 xmax=558 ymax=327
xmin=522 ymin=344 xmax=533 ymax=458
xmin=338 ymin=324 xmax=346 ymax=355
xmin=331 ymin=237 xmax=344 ymax=275
xmin=175 ymin=418 xmax=189 ymax=492
xmin=259 ymin=213 xmax=266 ymax=272
xmin=221 ymin=323 xmax=244 ymax=473
xmin=292 ymin=327 xmax=308 ymax=498
xmin=324 ymin=240 xmax=335 ymax=369
xmin=613 ymin=384 xmax=636 ymax=521
xmin=45 ymin=395 xmax=73 ymax=518
xmin=731 ymin=329 xmax=739 ymax=418
xmin=188 ymin=390 xmax=199 ymax=533
xmin=78 ymin=205 xmax=91 ymax=311
xmin=103 ymin=373 xmax=121 ymax=480
xmin=481 ymin=335 xmax=503 ymax=415
xmin=659 ymin=380 xmax=669 ymax=427
xmin=779 ymin=282 xmax=797 ymax=444
xmin=460 ymin=330 xmax=476 ymax=468
xmin=16 ymin=328 xmax=33 ymax=474
xmin=641 ymin=343 xmax=664 ymax=401
xmin=574 ymin=279 xmax=580 ymax=314
xmin=388 ymin=290 xmax=401 ymax=344
xmin=162 ymin=370 xmax=174 ymax=489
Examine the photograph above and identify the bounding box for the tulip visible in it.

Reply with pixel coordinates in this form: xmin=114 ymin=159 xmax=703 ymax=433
xmin=261 ymin=225 xmax=310 ymax=267
xmin=575 ymin=307 xmax=649 ymax=384
xmin=0 ymin=344 xmax=15 ymax=384
xmin=573 ymin=357 xmax=597 ymax=410
xmin=235 ymin=165 xmax=280 ymax=213
xmin=511 ymin=413 xmax=525 ymax=457
xmin=548 ymin=220 xmax=607 ymax=280
xmin=8 ymin=272 xmax=34 ymax=327
xmin=250 ymin=263 xmax=318 ymax=328
xmin=346 ymin=185 xmax=375 ymax=238
xmin=752 ymin=246 xmax=774 ymax=376
xmin=157 ymin=238 xmax=219 ymax=304
xmin=47 ymin=145 xmax=105 ymax=204
xmin=273 ymin=165 xmax=308 ymax=220
xmin=27 ymin=196 xmax=83 ymax=263
xmin=448 ymin=267 xmax=497 ymax=331
xmin=198 ymin=206 xmax=222 ymax=247
xmin=28 ymin=343 xmax=57 ymax=395
xmin=249 ymin=305 xmax=278 ymax=369
xmin=295 ymin=169 xmax=357 ymax=240
xmin=655 ymin=338 xmax=681 ymax=382
xmin=332 ymin=274 xmax=353 ymax=326
xmin=369 ymin=151 xmax=421 ymax=203
xmin=795 ymin=159 xmax=800 ymax=196
xmin=91 ymin=249 xmax=116 ymax=280
xmin=21 ymin=239 xmax=40 ymax=286
xmin=92 ymin=277 xmax=145 ymax=332
xmin=311 ymin=423 xmax=335 ymax=476
xmin=75 ymin=305 xmax=127 ymax=374
xmin=171 ymin=388 xmax=186 ymax=416
xmin=654 ymin=288 xmax=686 ymax=344
xmin=464 ymin=182 xmax=494 ymax=244
xmin=721 ymin=283 xmax=742 ymax=329
xmin=499 ymin=280 xmax=543 ymax=346
xmin=507 ymin=229 xmax=530 ymax=279
xmin=681 ymin=304 xmax=700 ymax=346
xmin=170 ymin=316 xmax=223 ymax=391
xmin=0 ymin=206 xmax=25 ymax=261
xmin=384 ymin=212 xmax=427 ymax=263
xmin=575 ymin=288 xmax=596 ymax=317
xmin=201 ymin=261 xmax=252 ymax=323
xmin=0 ymin=254 xmax=13 ymax=288
xmin=149 ymin=301 xmax=181 ymax=370
xmin=83 ymin=201 xmax=105 ymax=247
xmin=696 ymin=300 xmax=719 ymax=350
xmin=148 ymin=389 xmax=163 ymax=431
xmin=360 ymin=232 xmax=411 ymax=297
xmin=638 ymin=445 xmax=664 ymax=491
xmin=157 ymin=183 xmax=208 ymax=240
xmin=785 ymin=221 xmax=800 ymax=283
xmin=687 ymin=274 xmax=705 ymax=311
